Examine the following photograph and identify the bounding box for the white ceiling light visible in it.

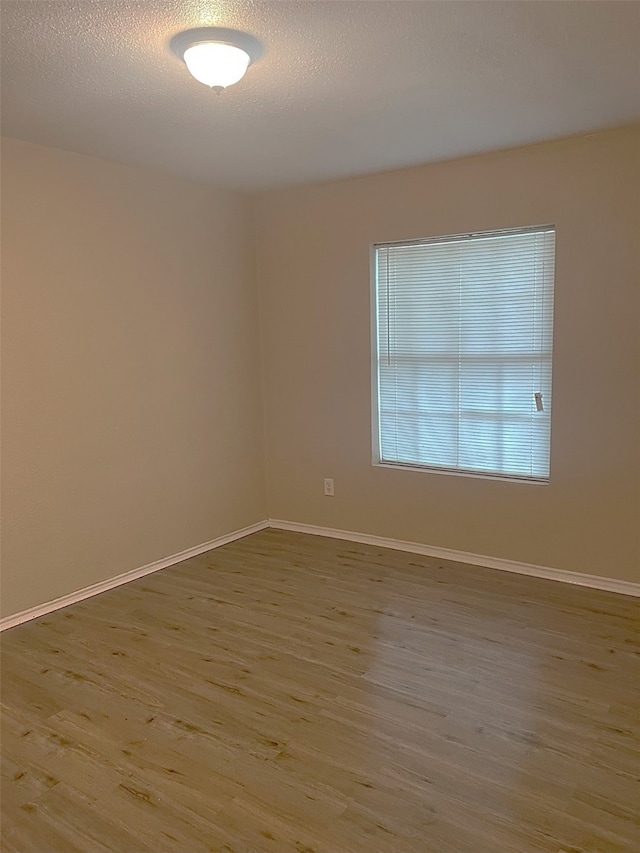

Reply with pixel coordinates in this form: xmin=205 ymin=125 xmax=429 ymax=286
xmin=170 ymin=27 xmax=263 ymax=92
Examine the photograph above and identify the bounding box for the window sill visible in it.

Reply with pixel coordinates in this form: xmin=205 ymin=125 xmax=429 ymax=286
xmin=372 ymin=460 xmax=549 ymax=485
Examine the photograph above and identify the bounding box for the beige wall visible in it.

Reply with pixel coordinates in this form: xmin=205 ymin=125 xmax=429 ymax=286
xmin=254 ymin=126 xmax=640 ymax=583
xmin=2 ymin=127 xmax=638 ymax=621
xmin=1 ymin=138 xmax=267 ymax=617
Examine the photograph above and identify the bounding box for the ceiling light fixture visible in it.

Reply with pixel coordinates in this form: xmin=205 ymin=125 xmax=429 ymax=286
xmin=170 ymin=27 xmax=263 ymax=92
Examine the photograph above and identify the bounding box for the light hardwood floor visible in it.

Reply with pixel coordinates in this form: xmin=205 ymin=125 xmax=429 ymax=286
xmin=1 ymin=529 xmax=638 ymax=852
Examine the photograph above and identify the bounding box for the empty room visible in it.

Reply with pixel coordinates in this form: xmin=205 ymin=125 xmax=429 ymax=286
xmin=1 ymin=1 xmax=639 ymax=851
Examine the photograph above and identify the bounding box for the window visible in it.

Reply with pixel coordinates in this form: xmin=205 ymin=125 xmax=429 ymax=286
xmin=372 ymin=226 xmax=555 ymax=482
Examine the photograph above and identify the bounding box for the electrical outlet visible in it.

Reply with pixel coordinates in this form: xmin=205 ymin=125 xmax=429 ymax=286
xmin=324 ymin=478 xmax=334 ymax=497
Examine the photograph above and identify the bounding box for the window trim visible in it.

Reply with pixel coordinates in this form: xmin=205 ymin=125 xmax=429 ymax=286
xmin=370 ymin=225 xmax=555 ymax=485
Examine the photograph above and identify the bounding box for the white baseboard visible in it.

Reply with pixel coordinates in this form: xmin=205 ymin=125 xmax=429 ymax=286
xmin=0 ymin=520 xmax=269 ymax=632
xmin=3 ymin=516 xmax=637 ymax=631
xmin=268 ymin=519 xmax=640 ymax=598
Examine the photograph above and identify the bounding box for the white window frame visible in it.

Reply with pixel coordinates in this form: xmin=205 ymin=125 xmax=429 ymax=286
xmin=371 ymin=225 xmax=556 ymax=484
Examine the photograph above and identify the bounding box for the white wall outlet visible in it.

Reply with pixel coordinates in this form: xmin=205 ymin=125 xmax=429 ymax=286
xmin=324 ymin=478 xmax=335 ymax=497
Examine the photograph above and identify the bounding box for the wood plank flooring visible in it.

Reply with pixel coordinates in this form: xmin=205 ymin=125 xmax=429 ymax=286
xmin=1 ymin=529 xmax=639 ymax=852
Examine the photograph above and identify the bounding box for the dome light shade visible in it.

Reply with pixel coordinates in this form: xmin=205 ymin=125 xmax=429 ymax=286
xmin=170 ymin=27 xmax=263 ymax=91
xmin=183 ymin=43 xmax=249 ymax=88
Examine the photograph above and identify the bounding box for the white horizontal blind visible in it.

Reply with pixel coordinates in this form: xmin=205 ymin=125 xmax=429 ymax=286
xmin=374 ymin=226 xmax=555 ymax=481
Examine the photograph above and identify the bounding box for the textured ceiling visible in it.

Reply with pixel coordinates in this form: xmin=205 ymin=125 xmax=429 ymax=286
xmin=1 ymin=0 xmax=639 ymax=191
